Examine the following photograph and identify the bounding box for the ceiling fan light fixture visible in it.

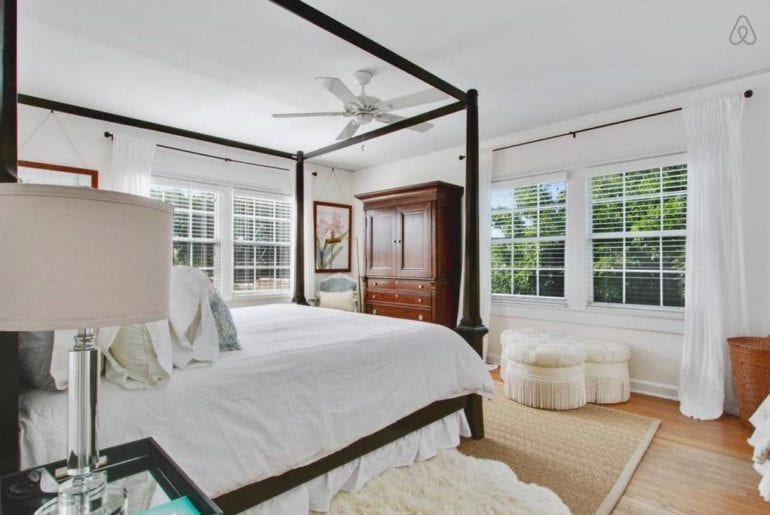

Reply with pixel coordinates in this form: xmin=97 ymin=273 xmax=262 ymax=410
xmin=355 ymin=113 xmax=373 ymax=125
xmin=272 ymin=70 xmax=450 ymax=139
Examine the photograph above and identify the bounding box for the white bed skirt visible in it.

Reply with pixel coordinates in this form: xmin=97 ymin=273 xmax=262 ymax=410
xmin=245 ymin=410 xmax=470 ymax=514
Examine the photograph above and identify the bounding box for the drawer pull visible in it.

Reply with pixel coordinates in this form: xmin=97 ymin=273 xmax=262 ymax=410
xmin=418 ymin=284 xmax=424 ymax=289
xmin=371 ymin=294 xmax=376 ymax=299
xmin=395 ymin=293 xmax=399 ymax=299
xmin=417 ymin=314 xmax=424 ymax=321
xmin=373 ymin=281 xmax=378 ymax=286
xmin=395 ymin=280 xmax=399 ymax=285
xmin=417 ymin=298 xmax=423 ymax=303
xmin=373 ymin=309 xmax=378 ymax=315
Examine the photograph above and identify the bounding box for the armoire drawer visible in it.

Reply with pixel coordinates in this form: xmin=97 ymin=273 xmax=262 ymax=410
xmin=366 ymin=302 xmax=432 ymax=322
xmin=366 ymin=278 xmax=432 ymax=292
xmin=366 ymin=291 xmax=431 ymax=307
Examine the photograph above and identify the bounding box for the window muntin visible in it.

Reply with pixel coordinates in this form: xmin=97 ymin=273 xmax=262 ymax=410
xmin=590 ymin=164 xmax=687 ymax=308
xmin=151 ymin=185 xmax=219 ymax=283
xmin=491 ymin=181 xmax=567 ymax=298
xmin=233 ymin=195 xmax=292 ymax=293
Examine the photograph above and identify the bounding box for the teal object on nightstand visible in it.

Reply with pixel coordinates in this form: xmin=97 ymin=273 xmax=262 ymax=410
xmin=139 ymin=496 xmax=201 ymax=514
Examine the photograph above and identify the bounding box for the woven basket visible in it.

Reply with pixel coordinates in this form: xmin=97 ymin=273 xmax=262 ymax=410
xmin=728 ymin=336 xmax=770 ymax=428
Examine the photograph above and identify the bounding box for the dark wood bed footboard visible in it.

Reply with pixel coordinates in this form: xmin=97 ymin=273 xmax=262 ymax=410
xmin=213 ymin=394 xmax=476 ymax=514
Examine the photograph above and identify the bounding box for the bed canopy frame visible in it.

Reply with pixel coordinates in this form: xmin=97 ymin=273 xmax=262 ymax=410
xmin=0 ymin=0 xmax=488 ymax=511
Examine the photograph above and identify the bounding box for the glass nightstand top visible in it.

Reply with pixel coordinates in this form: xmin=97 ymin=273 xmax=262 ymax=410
xmin=0 ymin=438 xmax=221 ymax=515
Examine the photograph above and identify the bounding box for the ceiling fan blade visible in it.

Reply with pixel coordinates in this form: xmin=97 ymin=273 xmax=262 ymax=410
xmin=316 ymin=77 xmax=359 ymax=106
xmin=272 ymin=112 xmax=347 ymax=118
xmin=336 ymin=119 xmax=361 ymax=140
xmin=376 ymin=89 xmax=449 ymax=112
xmin=375 ymin=113 xmax=434 ymax=132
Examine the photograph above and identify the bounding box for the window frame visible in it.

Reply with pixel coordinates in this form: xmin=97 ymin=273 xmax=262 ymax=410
xmin=150 ymin=180 xmax=221 ymax=286
xmin=151 ymin=176 xmax=294 ymax=301
xmin=586 ymin=157 xmax=687 ymax=311
xmin=491 ymin=173 xmax=568 ymax=302
xmin=231 ymin=190 xmax=293 ymax=296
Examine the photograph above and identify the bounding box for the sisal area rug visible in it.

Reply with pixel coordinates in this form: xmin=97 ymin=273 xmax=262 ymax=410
xmin=460 ymin=383 xmax=660 ymax=515
xmin=323 ymin=449 xmax=569 ymax=514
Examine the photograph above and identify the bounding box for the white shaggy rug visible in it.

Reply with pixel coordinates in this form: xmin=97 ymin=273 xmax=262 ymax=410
xmin=322 ymin=449 xmax=570 ymax=514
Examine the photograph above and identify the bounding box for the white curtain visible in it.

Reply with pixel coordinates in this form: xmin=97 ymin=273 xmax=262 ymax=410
xmin=105 ymin=135 xmax=157 ymax=196
xmin=679 ymin=95 xmax=748 ymax=420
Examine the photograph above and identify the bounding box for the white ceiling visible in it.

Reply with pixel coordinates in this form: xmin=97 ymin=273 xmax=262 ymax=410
xmin=18 ymin=0 xmax=770 ymax=170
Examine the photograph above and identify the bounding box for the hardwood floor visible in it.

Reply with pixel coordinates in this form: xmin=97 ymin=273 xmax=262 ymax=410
xmin=489 ymin=370 xmax=768 ymax=514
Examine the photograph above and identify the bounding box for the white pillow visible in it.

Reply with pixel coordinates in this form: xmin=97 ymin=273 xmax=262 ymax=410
xmin=319 ymin=290 xmax=356 ymax=311
xmin=168 ymin=266 xmax=219 ymax=369
xmin=100 ymin=320 xmax=173 ymax=390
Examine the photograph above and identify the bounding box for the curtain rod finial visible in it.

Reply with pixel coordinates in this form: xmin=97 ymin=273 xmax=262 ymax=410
xmin=745 ymin=89 xmax=753 ymax=98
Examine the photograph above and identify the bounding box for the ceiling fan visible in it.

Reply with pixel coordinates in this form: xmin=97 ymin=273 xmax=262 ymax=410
xmin=272 ymin=70 xmax=449 ymax=141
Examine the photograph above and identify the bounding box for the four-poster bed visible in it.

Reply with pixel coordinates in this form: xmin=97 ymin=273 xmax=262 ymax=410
xmin=0 ymin=0 xmax=489 ymax=512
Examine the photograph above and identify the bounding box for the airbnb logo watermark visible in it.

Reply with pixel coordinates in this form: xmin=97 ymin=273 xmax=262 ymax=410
xmin=730 ymin=15 xmax=757 ymax=45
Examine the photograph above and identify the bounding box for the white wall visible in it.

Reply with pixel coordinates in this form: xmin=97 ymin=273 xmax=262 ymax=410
xmin=306 ymin=165 xmax=355 ymax=295
xmin=352 ymin=70 xmax=770 ymax=400
xmin=741 ymin=85 xmax=770 ymax=336
xmin=17 ymin=104 xmax=352 ymax=305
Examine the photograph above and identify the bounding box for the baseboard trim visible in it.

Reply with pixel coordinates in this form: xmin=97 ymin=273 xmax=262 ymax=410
xmin=630 ymin=379 xmax=679 ymax=401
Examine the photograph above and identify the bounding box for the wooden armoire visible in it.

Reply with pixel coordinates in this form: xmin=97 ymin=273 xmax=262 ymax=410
xmin=355 ymin=181 xmax=463 ymax=328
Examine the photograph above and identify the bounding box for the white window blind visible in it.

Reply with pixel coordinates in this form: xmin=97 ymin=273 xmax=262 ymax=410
xmin=233 ymin=195 xmax=292 ymax=293
xmin=491 ymin=181 xmax=567 ymax=298
xmin=151 ymin=185 xmax=219 ymax=283
xmin=590 ymin=164 xmax=687 ymax=307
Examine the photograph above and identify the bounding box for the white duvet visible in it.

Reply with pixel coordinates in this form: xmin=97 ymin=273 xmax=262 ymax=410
xmin=20 ymin=304 xmax=494 ymax=498
xmin=748 ymin=394 xmax=770 ymax=502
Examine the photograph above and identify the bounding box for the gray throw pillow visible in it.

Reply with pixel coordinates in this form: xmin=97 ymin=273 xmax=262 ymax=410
xmin=209 ymin=290 xmax=240 ymax=351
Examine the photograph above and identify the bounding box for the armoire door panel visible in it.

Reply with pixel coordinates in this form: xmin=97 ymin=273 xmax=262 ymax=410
xmin=397 ymin=202 xmax=432 ymax=278
xmin=366 ymin=208 xmax=396 ymax=276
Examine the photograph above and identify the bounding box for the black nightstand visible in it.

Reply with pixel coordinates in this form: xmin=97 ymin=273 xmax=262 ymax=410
xmin=0 ymin=438 xmax=221 ymax=514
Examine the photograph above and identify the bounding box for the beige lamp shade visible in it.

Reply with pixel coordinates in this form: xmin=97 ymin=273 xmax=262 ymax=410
xmin=0 ymin=184 xmax=173 ymax=330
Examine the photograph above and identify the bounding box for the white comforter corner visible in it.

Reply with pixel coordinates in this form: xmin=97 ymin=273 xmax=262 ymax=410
xmin=749 ymin=394 xmax=770 ymax=502
xmin=20 ymin=304 xmax=494 ymax=498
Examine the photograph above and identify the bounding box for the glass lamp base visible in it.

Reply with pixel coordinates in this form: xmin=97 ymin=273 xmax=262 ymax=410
xmin=35 ymin=473 xmax=127 ymax=515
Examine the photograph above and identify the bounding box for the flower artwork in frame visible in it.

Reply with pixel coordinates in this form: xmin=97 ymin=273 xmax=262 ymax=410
xmin=314 ymin=201 xmax=351 ymax=272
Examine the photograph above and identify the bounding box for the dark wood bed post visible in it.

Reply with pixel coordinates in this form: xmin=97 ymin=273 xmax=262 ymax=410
xmin=292 ymin=150 xmax=309 ymax=305
xmin=0 ymin=0 xmax=20 ymax=476
xmin=455 ymin=89 xmax=489 ymax=440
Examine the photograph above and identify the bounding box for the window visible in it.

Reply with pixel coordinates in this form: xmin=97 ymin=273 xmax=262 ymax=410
xmin=151 ymin=185 xmax=219 ymax=282
xmin=491 ymin=181 xmax=567 ymax=298
xmin=590 ymin=164 xmax=687 ymax=307
xmin=233 ymin=195 xmax=292 ymax=293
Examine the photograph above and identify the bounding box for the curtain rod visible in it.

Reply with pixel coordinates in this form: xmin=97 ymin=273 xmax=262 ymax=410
xmin=493 ymin=89 xmax=754 ymax=153
xmin=103 ymin=132 xmax=290 ymax=172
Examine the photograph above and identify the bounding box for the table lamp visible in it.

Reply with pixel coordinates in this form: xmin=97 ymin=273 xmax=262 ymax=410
xmin=0 ymin=184 xmax=172 ymax=514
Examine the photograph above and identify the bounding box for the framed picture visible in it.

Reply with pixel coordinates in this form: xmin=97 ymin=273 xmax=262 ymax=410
xmin=314 ymin=201 xmax=352 ymax=272
xmin=17 ymin=161 xmax=99 ymax=188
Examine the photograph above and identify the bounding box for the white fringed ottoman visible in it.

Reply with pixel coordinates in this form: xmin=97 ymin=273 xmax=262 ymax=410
xmin=572 ymin=339 xmax=631 ymax=404
xmin=502 ymin=336 xmax=587 ymax=410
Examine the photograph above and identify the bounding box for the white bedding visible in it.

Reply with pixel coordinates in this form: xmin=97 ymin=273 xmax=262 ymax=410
xmin=20 ymin=304 xmax=494 ymax=499
xmin=748 ymin=394 xmax=770 ymax=502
